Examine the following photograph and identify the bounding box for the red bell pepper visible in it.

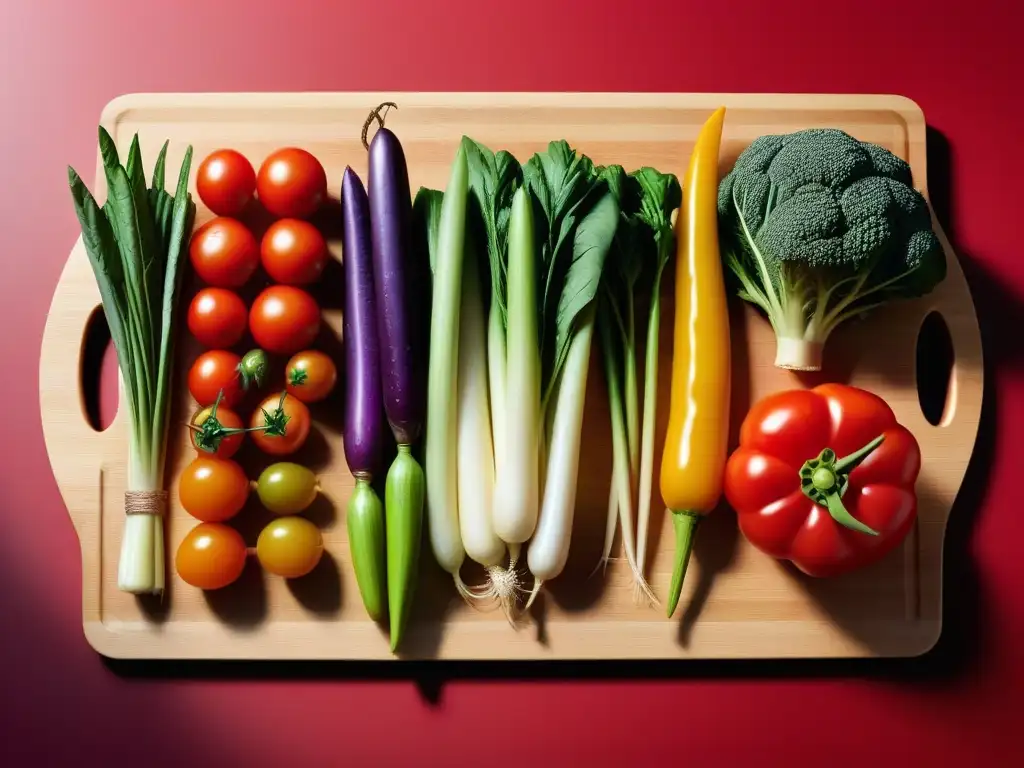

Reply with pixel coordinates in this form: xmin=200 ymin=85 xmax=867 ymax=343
xmin=724 ymin=383 xmax=921 ymax=577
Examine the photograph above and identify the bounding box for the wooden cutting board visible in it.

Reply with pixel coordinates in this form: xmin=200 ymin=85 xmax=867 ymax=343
xmin=39 ymin=92 xmax=982 ymax=660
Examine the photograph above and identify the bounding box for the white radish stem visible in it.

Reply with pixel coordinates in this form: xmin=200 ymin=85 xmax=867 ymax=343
xmin=488 ymin=301 xmax=507 ymax=481
xmin=634 ymin=268 xmax=665 ymax=605
xmin=527 ymin=309 xmax=596 ymax=603
xmin=592 ymin=483 xmax=619 ymax=578
xmin=457 ymin=243 xmax=505 ymax=570
xmin=598 ymin=308 xmax=657 ymax=603
xmin=425 ymin=146 xmax=471 ymax=596
xmin=493 ymin=187 xmax=540 ymax=546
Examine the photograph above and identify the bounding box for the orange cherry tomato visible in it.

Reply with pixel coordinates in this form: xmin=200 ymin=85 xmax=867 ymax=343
xmin=256 ymin=148 xmax=327 ymax=219
xmin=187 ymin=287 xmax=247 ymax=348
xmin=250 ymin=392 xmax=311 ymax=456
xmin=249 ymin=285 xmax=321 ymax=356
xmin=178 ymin=456 xmax=250 ymax=523
xmin=256 ymin=516 xmax=324 ymax=578
xmin=190 ymin=404 xmax=245 ymax=459
xmin=261 ymin=218 xmax=328 ymax=286
xmin=188 ymin=350 xmax=243 ymax=408
xmin=285 ymin=350 xmax=337 ymax=403
xmin=196 ymin=149 xmax=256 ymax=217
xmin=189 ymin=217 xmax=259 ymax=288
xmin=175 ymin=522 xmax=248 ymax=590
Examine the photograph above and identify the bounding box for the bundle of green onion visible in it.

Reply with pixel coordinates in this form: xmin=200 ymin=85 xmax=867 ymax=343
xmin=68 ymin=128 xmax=195 ymax=595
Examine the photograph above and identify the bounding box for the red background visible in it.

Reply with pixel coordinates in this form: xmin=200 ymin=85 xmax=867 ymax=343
xmin=3 ymin=1 xmax=1022 ymax=764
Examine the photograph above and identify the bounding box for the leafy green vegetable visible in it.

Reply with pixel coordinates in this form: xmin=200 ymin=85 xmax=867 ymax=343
xmin=522 ymin=140 xmax=618 ymax=402
xmin=594 ymin=164 xmax=680 ymax=603
xmin=68 ymin=128 xmax=195 ymax=594
xmin=630 ymin=167 xmax=681 ymax=598
xmin=462 ymin=137 xmax=521 ymax=325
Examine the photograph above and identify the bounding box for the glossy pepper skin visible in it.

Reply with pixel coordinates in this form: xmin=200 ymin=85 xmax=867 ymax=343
xmin=659 ymin=106 xmax=731 ymax=616
xmin=724 ymin=383 xmax=920 ymax=578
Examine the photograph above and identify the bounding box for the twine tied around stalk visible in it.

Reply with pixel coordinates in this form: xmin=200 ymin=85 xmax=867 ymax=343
xmin=125 ymin=490 xmax=168 ymax=517
xmin=361 ymin=102 xmax=398 ymax=149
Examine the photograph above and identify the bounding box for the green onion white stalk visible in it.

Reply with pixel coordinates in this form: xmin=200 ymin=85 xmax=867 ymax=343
xmin=525 ymin=306 xmax=595 ymax=599
xmin=456 ymin=239 xmax=504 ymax=569
xmin=69 ymin=131 xmax=194 ymax=594
xmin=69 ymin=130 xmax=195 ymax=595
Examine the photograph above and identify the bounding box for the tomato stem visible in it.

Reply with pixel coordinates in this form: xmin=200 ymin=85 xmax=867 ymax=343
xmin=260 ymin=392 xmax=292 ymax=438
xmin=191 ymin=388 xmax=275 ymax=453
xmin=799 ymin=434 xmax=885 ymax=536
xmin=667 ymin=510 xmax=700 ymax=618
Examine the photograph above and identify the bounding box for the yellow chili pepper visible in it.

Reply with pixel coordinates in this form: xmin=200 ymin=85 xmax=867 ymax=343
xmin=659 ymin=106 xmax=731 ymax=618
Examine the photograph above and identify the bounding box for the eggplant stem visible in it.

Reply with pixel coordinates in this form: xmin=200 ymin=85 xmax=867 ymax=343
xmin=361 ymin=102 xmax=399 ymax=149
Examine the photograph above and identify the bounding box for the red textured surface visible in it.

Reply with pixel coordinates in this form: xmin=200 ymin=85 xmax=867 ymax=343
xmin=3 ymin=1 xmax=1022 ymax=764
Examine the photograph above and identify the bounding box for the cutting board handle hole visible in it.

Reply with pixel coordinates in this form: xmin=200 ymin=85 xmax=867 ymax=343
xmin=81 ymin=306 xmax=117 ymax=432
xmin=915 ymin=310 xmax=955 ymax=427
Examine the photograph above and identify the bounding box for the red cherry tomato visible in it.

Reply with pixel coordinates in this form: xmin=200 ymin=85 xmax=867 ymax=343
xmin=249 ymin=285 xmax=320 ymax=355
xmin=187 ymin=287 xmax=247 ymax=348
xmin=189 ymin=217 xmax=259 ymax=288
xmin=285 ymin=350 xmax=337 ymax=403
xmin=250 ymin=392 xmax=311 ymax=456
xmin=260 ymin=218 xmax=328 ymax=285
xmin=256 ymin=148 xmax=327 ymax=219
xmin=188 ymin=350 xmax=243 ymax=408
xmin=175 ymin=523 xmax=248 ymax=591
xmin=196 ymin=149 xmax=256 ymax=217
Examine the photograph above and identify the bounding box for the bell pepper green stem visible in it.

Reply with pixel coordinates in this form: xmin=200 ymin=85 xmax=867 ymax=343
xmin=822 ymin=492 xmax=879 ymax=536
xmin=799 ymin=434 xmax=885 ymax=536
xmin=835 ymin=434 xmax=885 ymax=473
xmin=667 ymin=510 xmax=700 ymax=618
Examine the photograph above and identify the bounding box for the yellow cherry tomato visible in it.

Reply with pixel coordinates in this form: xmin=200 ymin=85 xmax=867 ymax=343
xmin=256 ymin=516 xmax=323 ymax=578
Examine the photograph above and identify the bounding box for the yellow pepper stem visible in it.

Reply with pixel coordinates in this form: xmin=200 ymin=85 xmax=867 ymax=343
xmin=667 ymin=510 xmax=701 ymax=617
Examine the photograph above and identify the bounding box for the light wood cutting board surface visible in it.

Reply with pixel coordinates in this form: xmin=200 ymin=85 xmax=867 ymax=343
xmin=39 ymin=92 xmax=982 ymax=660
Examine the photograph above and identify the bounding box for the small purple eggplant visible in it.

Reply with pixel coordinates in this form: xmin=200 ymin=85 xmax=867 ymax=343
xmin=368 ymin=126 xmax=423 ymax=446
xmin=341 ymin=166 xmax=386 ymax=622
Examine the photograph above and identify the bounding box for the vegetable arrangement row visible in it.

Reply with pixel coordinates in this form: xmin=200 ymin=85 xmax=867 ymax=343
xmin=177 ymin=146 xmax=338 ymax=591
xmin=67 ymin=102 xmax=942 ymax=652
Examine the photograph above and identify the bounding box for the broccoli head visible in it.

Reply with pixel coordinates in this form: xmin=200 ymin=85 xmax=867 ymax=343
xmin=717 ymin=128 xmax=946 ymax=371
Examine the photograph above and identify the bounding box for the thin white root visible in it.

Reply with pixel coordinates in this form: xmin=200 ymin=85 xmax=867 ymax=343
xmin=453 ymin=572 xmax=491 ymax=602
xmin=524 ymin=578 xmax=543 ymax=611
xmin=590 ymin=484 xmax=619 ymax=579
xmin=453 ymin=553 xmax=530 ymax=626
xmin=618 ymin=510 xmax=659 ymax=606
xmin=632 ymin=580 xmax=656 ymax=607
xmin=486 ymin=563 xmax=526 ymax=627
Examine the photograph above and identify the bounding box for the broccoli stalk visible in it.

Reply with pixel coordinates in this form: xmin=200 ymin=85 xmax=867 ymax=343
xmin=718 ymin=128 xmax=947 ymax=371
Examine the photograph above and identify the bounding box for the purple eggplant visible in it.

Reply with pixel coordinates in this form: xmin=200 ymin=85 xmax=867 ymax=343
xmin=367 ymin=118 xmax=426 ymax=651
xmin=342 ymin=167 xmax=385 ymax=475
xmin=342 ymin=167 xmax=386 ymax=622
xmin=368 ymin=127 xmax=422 ymax=446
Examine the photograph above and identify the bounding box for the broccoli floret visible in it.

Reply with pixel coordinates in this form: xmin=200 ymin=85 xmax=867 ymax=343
xmin=718 ymin=128 xmax=946 ymax=370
